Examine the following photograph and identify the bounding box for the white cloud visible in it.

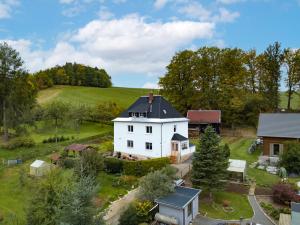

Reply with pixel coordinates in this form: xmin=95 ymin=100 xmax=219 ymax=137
xmin=0 ymin=0 xmax=20 ymax=19
xmin=154 ymin=0 xmax=169 ymax=9
xmin=2 ymin=15 xmax=215 ymax=78
xmin=178 ymin=2 xmax=211 ymax=21
xmin=216 ymin=0 xmax=245 ymax=4
xmin=215 ymin=8 xmax=240 ymax=23
xmin=59 ymin=0 xmax=76 ymax=4
xmin=142 ymin=82 xmax=160 ymax=89
xmin=178 ymin=1 xmax=239 ymax=23
xmin=97 ymin=6 xmax=114 ymax=20
xmin=62 ymin=4 xmax=84 ymax=17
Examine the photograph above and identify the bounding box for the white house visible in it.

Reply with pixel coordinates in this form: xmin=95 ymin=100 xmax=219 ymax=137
xmin=113 ymin=93 xmax=195 ymax=163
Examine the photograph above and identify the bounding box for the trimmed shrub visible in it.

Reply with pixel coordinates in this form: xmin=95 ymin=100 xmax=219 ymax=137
xmin=123 ymin=157 xmax=170 ymax=176
xmin=272 ymin=183 xmax=300 ymax=205
xmin=104 ymin=157 xmax=123 ymax=174
xmin=59 ymin=158 xmax=79 ymax=169
xmin=3 ymin=137 xmax=35 ymax=149
xmin=43 ymin=136 xmax=70 ymax=144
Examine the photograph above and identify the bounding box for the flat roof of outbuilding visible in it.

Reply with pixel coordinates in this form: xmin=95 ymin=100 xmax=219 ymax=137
xmin=227 ymin=159 xmax=246 ymax=173
xmin=155 ymin=186 xmax=201 ymax=209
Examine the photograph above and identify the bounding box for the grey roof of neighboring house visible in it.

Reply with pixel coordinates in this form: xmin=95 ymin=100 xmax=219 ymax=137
xmin=171 ymin=133 xmax=188 ymax=141
xmin=119 ymin=95 xmax=184 ymax=119
xmin=257 ymin=113 xmax=300 ymax=138
xmin=155 ymin=186 xmax=201 ymax=209
xmin=292 ymin=202 xmax=300 ymax=213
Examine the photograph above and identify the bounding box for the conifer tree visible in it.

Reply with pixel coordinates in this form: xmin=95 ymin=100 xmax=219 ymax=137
xmin=192 ymin=126 xmax=229 ymax=199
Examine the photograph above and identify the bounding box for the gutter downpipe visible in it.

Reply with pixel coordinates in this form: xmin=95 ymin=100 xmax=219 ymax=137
xmin=161 ymin=123 xmax=163 ymax=157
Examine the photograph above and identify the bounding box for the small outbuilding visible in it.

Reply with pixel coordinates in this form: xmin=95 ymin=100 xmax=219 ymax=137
xmin=227 ymin=159 xmax=247 ymax=182
xmin=30 ymin=160 xmax=50 ymax=177
xmin=64 ymin=144 xmax=94 ymax=156
xmin=155 ymin=186 xmax=201 ymax=225
xmin=187 ymin=110 xmax=221 ymax=135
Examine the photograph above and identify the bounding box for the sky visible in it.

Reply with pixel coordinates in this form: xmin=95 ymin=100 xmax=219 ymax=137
xmin=0 ymin=0 xmax=299 ymax=88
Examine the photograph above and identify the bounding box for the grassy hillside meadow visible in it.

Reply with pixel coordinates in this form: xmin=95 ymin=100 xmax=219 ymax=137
xmin=280 ymin=91 xmax=300 ymax=109
xmin=37 ymin=85 xmax=158 ymax=108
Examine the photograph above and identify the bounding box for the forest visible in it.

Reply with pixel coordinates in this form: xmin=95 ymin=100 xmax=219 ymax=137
xmin=159 ymin=42 xmax=300 ymax=127
xmin=34 ymin=62 xmax=112 ymax=89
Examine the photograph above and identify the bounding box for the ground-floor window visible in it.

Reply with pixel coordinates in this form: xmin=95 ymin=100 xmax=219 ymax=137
xmin=270 ymin=143 xmax=283 ymax=156
xmin=145 ymin=142 xmax=152 ymax=150
xmin=127 ymin=140 xmax=134 ymax=148
xmin=181 ymin=142 xmax=188 ymax=150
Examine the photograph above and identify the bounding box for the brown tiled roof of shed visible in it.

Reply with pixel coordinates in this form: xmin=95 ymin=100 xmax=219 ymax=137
xmin=64 ymin=144 xmax=91 ymax=152
xmin=187 ymin=110 xmax=221 ymax=124
xmin=50 ymin=153 xmax=61 ymax=161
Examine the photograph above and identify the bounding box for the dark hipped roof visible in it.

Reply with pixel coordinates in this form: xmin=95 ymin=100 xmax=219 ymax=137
xmin=119 ymin=95 xmax=183 ymax=119
xmin=155 ymin=186 xmax=201 ymax=209
xmin=292 ymin=202 xmax=300 ymax=213
xmin=257 ymin=113 xmax=300 ymax=138
xmin=187 ymin=110 xmax=221 ymax=124
xmin=171 ymin=133 xmax=188 ymax=141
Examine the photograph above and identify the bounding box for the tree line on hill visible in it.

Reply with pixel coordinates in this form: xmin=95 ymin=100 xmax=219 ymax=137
xmin=159 ymin=42 xmax=300 ymax=127
xmin=0 ymin=42 xmax=114 ymax=141
xmin=34 ymin=62 xmax=112 ymax=89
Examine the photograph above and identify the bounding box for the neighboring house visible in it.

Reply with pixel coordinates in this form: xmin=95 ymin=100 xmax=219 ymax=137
xmin=30 ymin=160 xmax=51 ymax=177
xmin=113 ymin=93 xmax=195 ymax=163
xmin=155 ymin=186 xmax=201 ymax=225
xmin=187 ymin=110 xmax=221 ymax=135
xmin=257 ymin=113 xmax=300 ymax=157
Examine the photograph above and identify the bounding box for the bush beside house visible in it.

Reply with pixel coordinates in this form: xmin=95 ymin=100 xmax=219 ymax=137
xmin=104 ymin=157 xmax=170 ymax=176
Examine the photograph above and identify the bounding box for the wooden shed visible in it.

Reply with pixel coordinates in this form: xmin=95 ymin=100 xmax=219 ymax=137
xmin=187 ymin=110 xmax=221 ymax=135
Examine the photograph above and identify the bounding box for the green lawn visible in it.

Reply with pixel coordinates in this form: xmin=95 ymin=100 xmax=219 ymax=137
xmin=37 ymin=85 xmax=158 ymax=108
xmin=96 ymin=172 xmax=137 ymax=210
xmin=0 ymin=163 xmax=35 ymax=225
xmin=280 ymin=91 xmax=300 ymax=109
xmin=222 ymin=137 xmax=284 ymax=187
xmin=222 ymin=137 xmax=258 ymax=163
xmin=28 ymin=121 xmax=112 ymax=143
xmin=200 ymin=191 xmax=253 ymax=220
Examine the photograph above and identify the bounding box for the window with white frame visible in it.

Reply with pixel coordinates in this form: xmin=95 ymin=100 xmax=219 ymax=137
xmin=270 ymin=143 xmax=283 ymax=156
xmin=128 ymin=125 xmax=133 ymax=132
xmin=145 ymin=142 xmax=152 ymax=150
xmin=182 ymin=142 xmax=188 ymax=150
xmin=146 ymin=126 xmax=152 ymax=134
xmin=127 ymin=140 xmax=134 ymax=148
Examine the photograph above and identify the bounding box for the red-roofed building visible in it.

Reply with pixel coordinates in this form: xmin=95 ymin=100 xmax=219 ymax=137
xmin=187 ymin=110 xmax=221 ymax=134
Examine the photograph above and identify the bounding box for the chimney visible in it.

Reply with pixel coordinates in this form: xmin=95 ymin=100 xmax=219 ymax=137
xmin=148 ymin=92 xmax=154 ymax=104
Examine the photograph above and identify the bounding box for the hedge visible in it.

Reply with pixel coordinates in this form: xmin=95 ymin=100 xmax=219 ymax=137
xmin=104 ymin=157 xmax=123 ymax=174
xmin=123 ymin=157 xmax=170 ymax=176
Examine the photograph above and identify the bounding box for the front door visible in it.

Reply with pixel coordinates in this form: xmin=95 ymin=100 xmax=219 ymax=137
xmin=171 ymin=142 xmax=179 ymax=163
xmin=172 ymin=142 xmax=178 ymax=152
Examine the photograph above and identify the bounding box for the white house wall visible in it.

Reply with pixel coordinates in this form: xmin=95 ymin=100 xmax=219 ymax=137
xmin=113 ymin=119 xmax=188 ymax=158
